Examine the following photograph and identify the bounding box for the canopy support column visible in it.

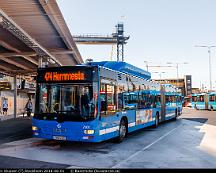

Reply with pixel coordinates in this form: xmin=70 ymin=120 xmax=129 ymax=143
xmin=13 ymin=75 xmax=17 ymax=119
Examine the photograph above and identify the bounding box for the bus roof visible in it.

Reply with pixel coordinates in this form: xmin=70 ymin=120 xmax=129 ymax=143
xmin=87 ymin=61 xmax=151 ymax=79
xmin=208 ymin=92 xmax=216 ymax=95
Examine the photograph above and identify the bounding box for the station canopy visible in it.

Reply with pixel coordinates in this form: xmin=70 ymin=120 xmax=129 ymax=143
xmin=0 ymin=0 xmax=83 ymax=76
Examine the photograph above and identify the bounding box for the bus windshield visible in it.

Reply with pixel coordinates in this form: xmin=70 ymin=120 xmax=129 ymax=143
xmin=34 ymin=83 xmax=96 ymax=121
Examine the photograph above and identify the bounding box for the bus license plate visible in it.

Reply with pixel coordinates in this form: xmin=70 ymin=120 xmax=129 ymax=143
xmin=53 ymin=136 xmax=66 ymax=140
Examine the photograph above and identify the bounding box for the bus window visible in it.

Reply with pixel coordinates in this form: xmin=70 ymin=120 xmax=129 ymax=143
xmin=50 ymin=85 xmax=60 ymax=113
xmin=138 ymin=92 xmax=146 ymax=109
xmin=198 ymin=95 xmax=204 ymax=102
xmin=38 ymin=84 xmax=49 ymax=113
xmin=192 ymin=96 xmax=197 ymax=102
xmin=123 ymin=92 xmax=138 ymax=109
xmin=165 ymin=95 xmax=170 ymax=103
xmin=100 ymin=83 xmax=117 ymax=116
xmin=118 ymin=93 xmax=123 ymax=110
xmin=144 ymin=93 xmax=152 ymax=108
xmin=152 ymin=95 xmax=157 ymax=108
xmin=157 ymin=95 xmax=161 ymax=102
xmin=107 ymin=85 xmax=116 ymax=112
xmin=209 ymin=95 xmax=216 ymax=102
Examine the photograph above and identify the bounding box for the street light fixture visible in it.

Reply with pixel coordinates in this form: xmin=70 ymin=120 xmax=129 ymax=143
xmin=144 ymin=60 xmax=172 ymax=72
xmin=195 ymin=45 xmax=216 ymax=91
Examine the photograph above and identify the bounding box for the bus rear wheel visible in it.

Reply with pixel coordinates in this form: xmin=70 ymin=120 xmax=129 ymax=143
xmin=154 ymin=113 xmax=159 ymax=128
xmin=116 ymin=119 xmax=127 ymax=143
xmin=173 ymin=109 xmax=177 ymax=120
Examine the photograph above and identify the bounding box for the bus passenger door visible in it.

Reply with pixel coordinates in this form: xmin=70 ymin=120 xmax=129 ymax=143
xmin=160 ymin=88 xmax=166 ymax=122
xmin=99 ymin=83 xmax=120 ymax=139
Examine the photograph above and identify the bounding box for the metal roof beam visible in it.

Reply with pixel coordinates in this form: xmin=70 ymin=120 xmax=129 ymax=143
xmin=0 ymin=56 xmax=29 ymax=70
xmin=18 ymin=55 xmax=38 ymax=66
xmin=38 ymin=0 xmax=82 ymax=64
xmin=0 ymin=50 xmax=74 ymax=57
xmin=0 ymin=9 xmax=62 ymax=66
xmin=0 ymin=40 xmax=20 ymax=52
xmin=51 ymin=50 xmax=74 ymax=55
xmin=0 ymin=52 xmax=37 ymax=57
xmin=0 ymin=54 xmax=38 ymax=66
xmin=0 ymin=64 xmax=12 ymax=71
xmin=0 ymin=40 xmax=38 ymax=65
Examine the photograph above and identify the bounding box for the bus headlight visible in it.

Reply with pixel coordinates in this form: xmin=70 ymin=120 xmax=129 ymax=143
xmin=32 ymin=126 xmax=38 ymax=131
xmin=84 ymin=130 xmax=94 ymax=134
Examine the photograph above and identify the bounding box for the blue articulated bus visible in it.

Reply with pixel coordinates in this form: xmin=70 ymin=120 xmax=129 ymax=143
xmin=194 ymin=93 xmax=206 ymax=110
xmin=208 ymin=92 xmax=216 ymax=111
xmin=32 ymin=61 xmax=182 ymax=142
xmin=190 ymin=92 xmax=216 ymax=111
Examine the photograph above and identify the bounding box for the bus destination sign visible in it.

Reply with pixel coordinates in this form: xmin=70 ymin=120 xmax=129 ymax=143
xmin=37 ymin=67 xmax=94 ymax=83
xmin=44 ymin=71 xmax=85 ymax=82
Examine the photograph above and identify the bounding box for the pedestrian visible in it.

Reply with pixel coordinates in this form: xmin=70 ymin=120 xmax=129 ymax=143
xmin=25 ymin=98 xmax=33 ymax=117
xmin=2 ymin=98 xmax=8 ymax=116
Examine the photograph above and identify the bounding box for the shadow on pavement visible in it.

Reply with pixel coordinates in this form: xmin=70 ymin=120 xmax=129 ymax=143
xmin=0 ymin=117 xmax=32 ymax=144
xmin=182 ymin=118 xmax=208 ymax=124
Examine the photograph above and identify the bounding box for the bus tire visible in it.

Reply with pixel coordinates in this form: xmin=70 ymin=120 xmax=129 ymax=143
xmin=173 ymin=109 xmax=177 ymax=120
xmin=210 ymin=106 xmax=214 ymax=111
xmin=116 ymin=118 xmax=128 ymax=143
xmin=154 ymin=113 xmax=159 ymax=128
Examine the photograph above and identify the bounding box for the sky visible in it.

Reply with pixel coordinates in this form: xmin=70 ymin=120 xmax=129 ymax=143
xmin=57 ymin=0 xmax=216 ymax=89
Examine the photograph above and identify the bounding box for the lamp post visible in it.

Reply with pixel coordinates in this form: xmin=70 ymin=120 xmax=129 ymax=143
xmin=144 ymin=61 xmax=151 ymax=72
xmin=167 ymin=62 xmax=188 ymax=87
xmin=195 ymin=45 xmax=216 ymax=91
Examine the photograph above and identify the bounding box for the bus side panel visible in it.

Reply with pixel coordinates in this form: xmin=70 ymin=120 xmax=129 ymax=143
xmin=212 ymin=102 xmax=216 ymax=110
xmin=209 ymin=101 xmax=216 ymax=110
xmin=196 ymin=102 xmax=205 ymax=110
xmin=191 ymin=102 xmax=196 ymax=109
xmin=98 ymin=111 xmax=134 ymax=141
xmin=128 ymin=108 xmax=158 ymax=133
xmin=98 ymin=108 xmax=158 ymax=141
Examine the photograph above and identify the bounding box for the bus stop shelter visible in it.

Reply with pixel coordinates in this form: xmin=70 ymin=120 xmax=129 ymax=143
xmin=0 ymin=0 xmax=83 ymax=118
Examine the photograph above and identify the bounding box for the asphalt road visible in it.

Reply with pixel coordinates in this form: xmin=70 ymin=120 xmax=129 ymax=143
xmin=0 ymin=108 xmax=216 ymax=169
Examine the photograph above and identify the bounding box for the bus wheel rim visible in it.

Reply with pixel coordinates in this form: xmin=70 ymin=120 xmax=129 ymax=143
xmin=120 ymin=123 xmax=126 ymax=139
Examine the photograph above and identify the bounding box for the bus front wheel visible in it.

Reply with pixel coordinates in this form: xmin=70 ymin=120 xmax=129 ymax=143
xmin=116 ymin=119 xmax=127 ymax=143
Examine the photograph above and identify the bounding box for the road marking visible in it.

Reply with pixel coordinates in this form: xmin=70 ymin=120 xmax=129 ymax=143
xmin=111 ymin=126 xmax=179 ymax=168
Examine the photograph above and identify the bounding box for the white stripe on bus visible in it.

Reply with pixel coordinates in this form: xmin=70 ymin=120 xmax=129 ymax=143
xmin=99 ymin=126 xmax=119 ymax=135
xmin=166 ymin=113 xmax=175 ymax=117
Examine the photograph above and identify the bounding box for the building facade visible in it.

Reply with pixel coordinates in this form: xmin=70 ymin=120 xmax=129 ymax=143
xmin=154 ymin=75 xmax=192 ymax=96
xmin=0 ymin=74 xmax=35 ymax=116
